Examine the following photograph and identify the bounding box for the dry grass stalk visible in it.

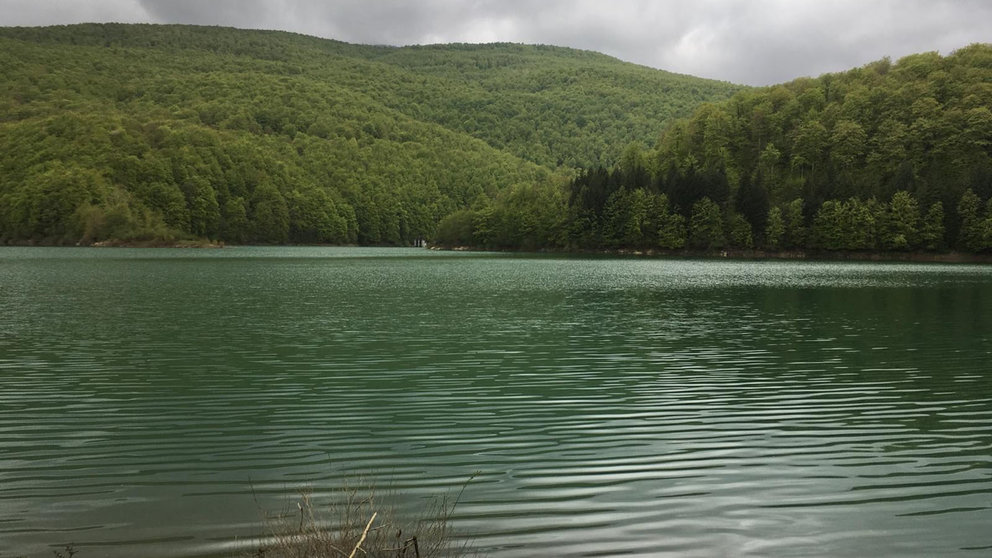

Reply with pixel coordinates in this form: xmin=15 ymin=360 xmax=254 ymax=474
xmin=248 ymin=476 xmax=477 ymax=558
xmin=346 ymin=512 xmax=376 ymax=558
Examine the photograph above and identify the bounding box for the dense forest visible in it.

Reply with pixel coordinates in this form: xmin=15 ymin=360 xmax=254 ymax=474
xmin=0 ymin=23 xmax=738 ymax=245
xmin=437 ymin=44 xmax=992 ymax=254
xmin=4 ymin=24 xmax=990 ymax=255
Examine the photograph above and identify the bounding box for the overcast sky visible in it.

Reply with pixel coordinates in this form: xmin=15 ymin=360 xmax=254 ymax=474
xmin=2 ymin=0 xmax=990 ymax=85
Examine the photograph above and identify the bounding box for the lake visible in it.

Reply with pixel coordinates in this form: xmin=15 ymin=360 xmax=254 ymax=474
xmin=1 ymin=247 xmax=991 ymax=557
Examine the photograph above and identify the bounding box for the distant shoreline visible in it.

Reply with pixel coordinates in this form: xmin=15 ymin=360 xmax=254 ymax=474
xmin=432 ymin=245 xmax=992 ymax=264
xmin=0 ymin=239 xmax=224 ymax=249
xmin=5 ymin=241 xmax=992 ymax=264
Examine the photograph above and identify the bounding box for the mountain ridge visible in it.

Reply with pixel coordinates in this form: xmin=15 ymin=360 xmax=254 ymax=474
xmin=0 ymin=23 xmax=740 ymax=245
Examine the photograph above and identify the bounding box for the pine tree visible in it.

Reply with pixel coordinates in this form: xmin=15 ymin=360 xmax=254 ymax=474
xmin=765 ymin=206 xmax=785 ymax=250
xmin=957 ymin=189 xmax=983 ymax=252
xmin=689 ymin=197 xmax=725 ymax=250
xmin=919 ymin=201 xmax=945 ymax=251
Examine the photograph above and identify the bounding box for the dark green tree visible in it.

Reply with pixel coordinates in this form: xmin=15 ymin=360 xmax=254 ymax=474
xmin=726 ymin=211 xmax=754 ymax=249
xmin=919 ymin=201 xmax=945 ymax=251
xmin=957 ymin=188 xmax=984 ymax=251
xmin=221 ymin=196 xmax=250 ymax=243
xmin=654 ymin=194 xmax=687 ymax=250
xmin=688 ymin=197 xmax=725 ymax=250
xmin=249 ymin=182 xmax=290 ymax=243
xmin=782 ymin=198 xmax=807 ymax=249
xmin=736 ymin=172 xmax=770 ymax=242
xmin=765 ymin=206 xmax=785 ymax=250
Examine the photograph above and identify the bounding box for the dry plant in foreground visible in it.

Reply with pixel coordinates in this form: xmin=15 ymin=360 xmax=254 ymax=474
xmin=248 ymin=476 xmax=477 ymax=558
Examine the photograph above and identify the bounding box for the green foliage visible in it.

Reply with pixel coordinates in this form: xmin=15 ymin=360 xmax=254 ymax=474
xmin=435 ymin=209 xmax=477 ymax=248
xmin=476 ymin=181 xmax=567 ymax=250
xmin=920 ymin=201 xmax=946 ymax=251
xmin=726 ymin=212 xmax=754 ymax=249
xmin=0 ymin=23 xmax=738 ymax=246
xmin=735 ymin=173 xmax=769 ymax=242
xmin=249 ymin=182 xmax=290 ymax=244
xmin=637 ymin=43 xmax=992 ymax=254
xmin=812 ymin=197 xmax=881 ymax=251
xmin=1 ymin=161 xmax=111 ymax=242
xmin=781 ymin=199 xmax=807 ymax=249
xmin=880 ymin=190 xmax=920 ymax=250
xmin=221 ymin=196 xmax=250 ymax=243
xmin=438 ymin=43 xmax=991 ymax=256
xmin=765 ymin=206 xmax=785 ymax=250
xmin=689 ymin=197 xmax=725 ymax=250
xmin=286 ymin=187 xmax=349 ymax=244
xmin=6 ymin=24 xmax=987 ymax=256
xmin=655 ymin=194 xmax=687 ymax=250
xmin=957 ymin=189 xmax=984 ymax=251
xmin=812 ymin=200 xmax=848 ymax=250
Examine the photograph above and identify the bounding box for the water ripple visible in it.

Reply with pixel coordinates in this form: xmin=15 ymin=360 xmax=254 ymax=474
xmin=2 ymin=249 xmax=992 ymax=557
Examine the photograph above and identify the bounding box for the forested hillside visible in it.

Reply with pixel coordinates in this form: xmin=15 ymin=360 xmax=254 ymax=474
xmin=437 ymin=44 xmax=992 ymax=254
xmin=0 ymin=23 xmax=737 ymax=245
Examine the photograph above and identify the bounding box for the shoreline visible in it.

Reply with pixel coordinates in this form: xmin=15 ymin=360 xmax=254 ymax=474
xmin=90 ymin=239 xmax=226 ymax=248
xmin=5 ymin=240 xmax=992 ymax=264
xmin=1 ymin=239 xmax=225 ymax=248
xmin=432 ymin=245 xmax=992 ymax=264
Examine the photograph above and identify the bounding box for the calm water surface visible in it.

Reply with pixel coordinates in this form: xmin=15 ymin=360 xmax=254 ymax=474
xmin=1 ymin=247 xmax=991 ymax=557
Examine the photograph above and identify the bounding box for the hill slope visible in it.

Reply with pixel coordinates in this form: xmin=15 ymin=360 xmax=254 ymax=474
xmin=0 ymin=23 xmax=739 ymax=245
xmin=648 ymin=44 xmax=992 ymax=251
xmin=435 ymin=44 xmax=992 ymax=254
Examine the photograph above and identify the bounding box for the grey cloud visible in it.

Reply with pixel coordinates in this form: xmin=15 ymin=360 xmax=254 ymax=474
xmin=136 ymin=0 xmax=286 ymax=31
xmin=0 ymin=0 xmax=150 ymax=26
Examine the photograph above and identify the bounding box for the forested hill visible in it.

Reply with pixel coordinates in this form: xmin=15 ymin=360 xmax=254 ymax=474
xmin=0 ymin=23 xmax=739 ymax=245
xmin=436 ymin=44 xmax=992 ymax=254
xmin=650 ymin=44 xmax=992 ymax=252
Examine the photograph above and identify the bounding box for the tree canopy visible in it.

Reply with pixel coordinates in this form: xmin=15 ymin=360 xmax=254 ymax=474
xmin=436 ymin=44 xmax=992 ymax=255
xmin=0 ymin=23 xmax=738 ymax=245
xmin=5 ymin=25 xmax=989 ymax=255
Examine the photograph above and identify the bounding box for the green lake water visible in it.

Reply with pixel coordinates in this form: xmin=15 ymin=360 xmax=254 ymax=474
xmin=1 ymin=246 xmax=991 ymax=557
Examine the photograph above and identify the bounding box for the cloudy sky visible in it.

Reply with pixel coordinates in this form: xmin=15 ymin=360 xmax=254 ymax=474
xmin=2 ymin=0 xmax=990 ymax=85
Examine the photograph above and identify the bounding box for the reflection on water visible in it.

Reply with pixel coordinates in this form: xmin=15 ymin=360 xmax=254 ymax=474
xmin=1 ymin=247 xmax=991 ymax=557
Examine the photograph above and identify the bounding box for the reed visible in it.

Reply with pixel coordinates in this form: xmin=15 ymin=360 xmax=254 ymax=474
xmin=248 ymin=477 xmax=477 ymax=558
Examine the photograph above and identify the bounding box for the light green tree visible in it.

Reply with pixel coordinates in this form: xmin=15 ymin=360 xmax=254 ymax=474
xmin=881 ymin=191 xmax=920 ymax=250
